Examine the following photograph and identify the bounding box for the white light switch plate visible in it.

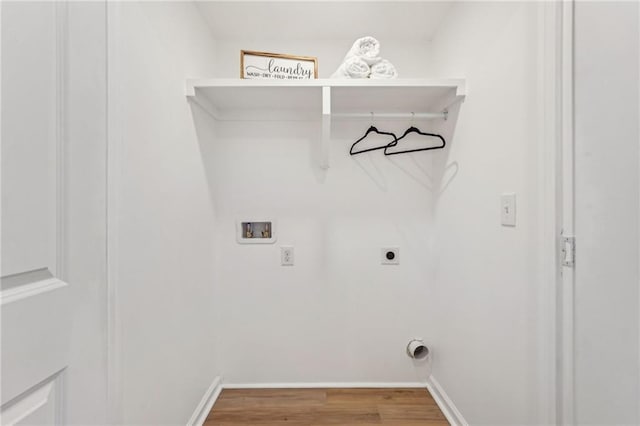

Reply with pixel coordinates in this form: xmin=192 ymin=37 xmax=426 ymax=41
xmin=501 ymin=193 xmax=516 ymax=226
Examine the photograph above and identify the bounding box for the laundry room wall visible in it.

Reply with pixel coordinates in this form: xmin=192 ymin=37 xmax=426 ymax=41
xmin=108 ymin=2 xmax=220 ymax=424
xmin=428 ymin=2 xmax=547 ymax=424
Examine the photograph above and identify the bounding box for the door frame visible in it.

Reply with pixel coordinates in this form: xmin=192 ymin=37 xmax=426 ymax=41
xmin=559 ymin=1 xmax=576 ymax=424
xmin=557 ymin=3 xmax=640 ymax=424
xmin=97 ymin=2 xmax=576 ymax=424
xmin=538 ymin=1 xmax=575 ymax=424
xmin=106 ymin=1 xmax=123 ymax=424
xmin=551 ymin=0 xmax=576 ymax=424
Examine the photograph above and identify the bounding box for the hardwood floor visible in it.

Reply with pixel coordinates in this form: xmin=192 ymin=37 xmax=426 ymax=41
xmin=204 ymin=388 xmax=449 ymax=425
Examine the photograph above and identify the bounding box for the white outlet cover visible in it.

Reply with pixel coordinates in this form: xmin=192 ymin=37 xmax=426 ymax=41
xmin=381 ymin=248 xmax=399 ymax=265
xmin=281 ymin=246 xmax=294 ymax=266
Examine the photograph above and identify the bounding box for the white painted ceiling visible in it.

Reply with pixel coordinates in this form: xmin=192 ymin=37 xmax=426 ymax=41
xmin=195 ymin=1 xmax=453 ymax=41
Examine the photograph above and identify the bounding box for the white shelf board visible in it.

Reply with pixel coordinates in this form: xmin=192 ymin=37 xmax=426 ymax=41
xmin=186 ymin=78 xmax=466 ymax=92
xmin=185 ymin=78 xmax=466 ymax=120
xmin=185 ymin=78 xmax=466 ymax=169
xmin=331 ymin=85 xmax=458 ymax=115
xmin=186 ymin=80 xmax=322 ymax=121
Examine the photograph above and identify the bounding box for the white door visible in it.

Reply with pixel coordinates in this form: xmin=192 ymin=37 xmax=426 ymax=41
xmin=565 ymin=1 xmax=640 ymax=424
xmin=1 ymin=2 xmax=72 ymax=424
xmin=2 ymin=1 xmax=109 ymax=423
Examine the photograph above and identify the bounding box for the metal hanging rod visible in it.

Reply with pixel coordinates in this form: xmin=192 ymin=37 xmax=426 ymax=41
xmin=331 ymin=111 xmax=448 ymax=120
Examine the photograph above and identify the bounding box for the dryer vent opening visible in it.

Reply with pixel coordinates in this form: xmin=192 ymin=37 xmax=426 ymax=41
xmin=406 ymin=339 xmax=429 ymax=360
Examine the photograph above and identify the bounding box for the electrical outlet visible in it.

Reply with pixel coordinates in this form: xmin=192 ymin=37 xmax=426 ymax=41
xmin=381 ymin=247 xmax=399 ymax=265
xmin=281 ymin=246 xmax=294 ymax=266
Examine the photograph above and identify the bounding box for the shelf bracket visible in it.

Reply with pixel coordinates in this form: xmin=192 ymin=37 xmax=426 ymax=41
xmin=321 ymin=86 xmax=331 ymax=170
xmin=186 ymin=89 xmax=221 ymax=121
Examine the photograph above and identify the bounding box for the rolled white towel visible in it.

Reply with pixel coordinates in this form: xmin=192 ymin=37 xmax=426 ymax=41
xmin=331 ymin=56 xmax=371 ymax=79
xmin=370 ymin=59 xmax=398 ymax=79
xmin=343 ymin=36 xmax=381 ymax=65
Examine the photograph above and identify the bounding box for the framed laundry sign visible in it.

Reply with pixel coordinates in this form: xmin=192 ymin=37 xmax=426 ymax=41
xmin=241 ymin=50 xmax=318 ymax=80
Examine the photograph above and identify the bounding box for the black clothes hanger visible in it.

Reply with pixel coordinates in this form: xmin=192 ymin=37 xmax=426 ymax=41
xmin=350 ymin=126 xmax=398 ymax=155
xmin=384 ymin=125 xmax=446 ymax=155
xmin=350 ymin=114 xmax=398 ymax=155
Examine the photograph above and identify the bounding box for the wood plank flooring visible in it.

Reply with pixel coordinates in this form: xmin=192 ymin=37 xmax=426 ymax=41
xmin=204 ymin=388 xmax=449 ymax=425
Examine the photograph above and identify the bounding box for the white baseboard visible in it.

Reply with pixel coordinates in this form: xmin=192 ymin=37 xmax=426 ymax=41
xmin=222 ymin=381 xmax=428 ymax=389
xmin=426 ymin=375 xmax=468 ymax=426
xmin=187 ymin=376 xmax=222 ymax=426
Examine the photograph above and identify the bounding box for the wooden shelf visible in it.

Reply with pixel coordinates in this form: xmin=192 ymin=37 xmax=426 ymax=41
xmin=185 ymin=78 xmax=466 ymax=168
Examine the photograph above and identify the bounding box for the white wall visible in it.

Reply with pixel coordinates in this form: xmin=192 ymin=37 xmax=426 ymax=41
xmin=195 ymin=1 xmax=449 ymax=79
xmin=427 ymin=2 xmax=543 ymax=424
xmin=109 ymin=2 xmax=551 ymax=420
xmin=195 ymin=8 xmax=549 ymax=419
xmin=194 ymin=33 xmax=438 ymax=384
xmin=110 ymin=2 xmax=219 ymax=424
xmin=573 ymin=2 xmax=639 ymax=424
xmin=204 ymin=118 xmax=437 ymax=384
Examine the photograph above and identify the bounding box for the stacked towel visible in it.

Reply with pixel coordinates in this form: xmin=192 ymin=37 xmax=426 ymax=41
xmin=343 ymin=36 xmax=381 ymax=65
xmin=332 ymin=36 xmax=398 ymax=79
xmin=331 ymin=56 xmax=371 ymax=79
xmin=370 ymin=60 xmax=398 ymax=79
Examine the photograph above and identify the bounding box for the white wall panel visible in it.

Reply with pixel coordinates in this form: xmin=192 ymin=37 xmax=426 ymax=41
xmin=1 ymin=373 xmax=64 ymax=426
xmin=207 ymin=117 xmax=437 ymax=384
xmin=1 ymin=1 xmax=58 ymax=277
xmin=1 ymin=278 xmax=71 ymax=407
xmin=427 ymin=2 xmax=543 ymax=424
xmin=110 ymin=2 xmax=220 ymax=424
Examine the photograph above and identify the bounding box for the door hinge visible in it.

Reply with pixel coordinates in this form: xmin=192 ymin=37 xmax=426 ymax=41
xmin=562 ymin=236 xmax=575 ymax=267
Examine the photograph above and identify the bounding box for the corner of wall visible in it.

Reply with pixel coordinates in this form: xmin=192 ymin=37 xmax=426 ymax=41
xmin=426 ymin=375 xmax=468 ymax=426
xmin=186 ymin=376 xmax=222 ymax=426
